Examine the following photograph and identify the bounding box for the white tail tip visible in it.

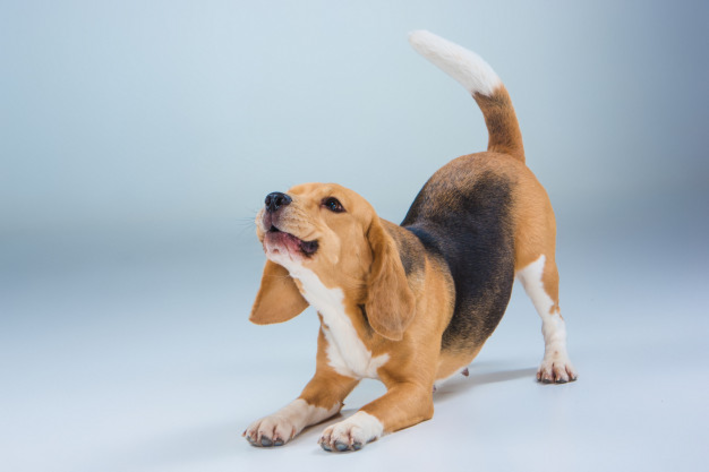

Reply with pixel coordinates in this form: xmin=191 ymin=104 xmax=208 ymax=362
xmin=408 ymin=30 xmax=501 ymax=97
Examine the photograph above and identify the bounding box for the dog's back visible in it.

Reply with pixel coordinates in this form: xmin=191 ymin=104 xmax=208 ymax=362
xmin=402 ymin=160 xmax=516 ymax=352
xmin=403 ymin=31 xmax=529 ymax=352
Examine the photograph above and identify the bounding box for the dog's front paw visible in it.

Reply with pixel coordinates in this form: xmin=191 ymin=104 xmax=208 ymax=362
xmin=243 ymin=415 xmax=298 ymax=448
xmin=537 ymin=353 xmax=578 ymax=384
xmin=318 ymin=411 xmax=384 ymax=453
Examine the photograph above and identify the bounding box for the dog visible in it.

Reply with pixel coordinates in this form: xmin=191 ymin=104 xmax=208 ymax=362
xmin=243 ymin=30 xmax=577 ymax=453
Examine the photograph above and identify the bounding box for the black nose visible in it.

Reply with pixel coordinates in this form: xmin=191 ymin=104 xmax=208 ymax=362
xmin=264 ymin=192 xmax=292 ymax=213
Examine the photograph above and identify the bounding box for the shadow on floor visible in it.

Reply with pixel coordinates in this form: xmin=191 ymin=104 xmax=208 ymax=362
xmin=76 ymin=366 xmax=539 ymax=470
xmin=433 ymin=366 xmax=538 ymax=403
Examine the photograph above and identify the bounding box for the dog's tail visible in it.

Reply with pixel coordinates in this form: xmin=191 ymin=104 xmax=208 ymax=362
xmin=408 ymin=30 xmax=525 ymax=163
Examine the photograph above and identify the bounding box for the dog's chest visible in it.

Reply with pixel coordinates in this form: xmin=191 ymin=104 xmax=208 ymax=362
xmin=290 ymin=268 xmax=389 ymax=379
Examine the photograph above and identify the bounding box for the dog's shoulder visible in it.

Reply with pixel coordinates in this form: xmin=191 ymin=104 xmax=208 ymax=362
xmin=380 ymin=219 xmax=427 ymax=277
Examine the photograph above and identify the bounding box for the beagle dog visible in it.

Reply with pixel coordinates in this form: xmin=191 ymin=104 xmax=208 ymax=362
xmin=243 ymin=30 xmax=577 ymax=452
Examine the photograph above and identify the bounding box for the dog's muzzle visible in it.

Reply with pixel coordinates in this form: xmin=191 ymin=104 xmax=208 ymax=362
xmin=261 ymin=191 xmax=319 ymax=257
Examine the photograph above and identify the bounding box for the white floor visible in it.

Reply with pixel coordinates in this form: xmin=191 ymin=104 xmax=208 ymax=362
xmin=2 ymin=231 xmax=707 ymax=472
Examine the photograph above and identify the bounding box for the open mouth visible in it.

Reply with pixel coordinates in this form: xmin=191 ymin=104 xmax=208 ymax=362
xmin=266 ymin=225 xmax=319 ymax=256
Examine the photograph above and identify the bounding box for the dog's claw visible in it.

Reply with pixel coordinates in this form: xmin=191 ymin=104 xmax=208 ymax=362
xmin=335 ymin=441 xmax=349 ymax=451
xmin=462 ymin=368 xmax=469 ymax=377
xmin=319 ymin=413 xmax=378 ymax=453
xmin=320 ymin=442 xmax=333 ymax=452
xmin=537 ymin=359 xmax=578 ymax=384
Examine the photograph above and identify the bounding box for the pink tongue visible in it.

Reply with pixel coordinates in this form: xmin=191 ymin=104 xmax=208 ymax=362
xmin=269 ymin=231 xmax=302 ymax=252
xmin=267 ymin=231 xmax=318 ymax=256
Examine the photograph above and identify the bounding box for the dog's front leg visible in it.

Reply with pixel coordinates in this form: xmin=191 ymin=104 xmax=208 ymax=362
xmin=244 ymin=331 xmax=359 ymax=447
xmin=243 ymin=369 xmax=359 ymax=447
xmin=318 ymin=379 xmax=433 ymax=452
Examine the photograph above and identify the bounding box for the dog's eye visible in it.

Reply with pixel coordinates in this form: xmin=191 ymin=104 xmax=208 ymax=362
xmin=322 ymin=197 xmax=345 ymax=213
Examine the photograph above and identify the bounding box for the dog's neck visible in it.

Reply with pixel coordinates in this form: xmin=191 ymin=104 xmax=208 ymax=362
xmin=284 ymin=263 xmax=389 ymax=379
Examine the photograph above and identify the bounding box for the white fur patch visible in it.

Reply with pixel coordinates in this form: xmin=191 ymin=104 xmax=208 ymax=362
xmin=285 ymin=264 xmax=389 ymax=379
xmin=517 ymin=255 xmax=577 ymax=382
xmin=517 ymin=255 xmax=555 ymax=315
xmin=319 ymin=411 xmax=384 ymax=451
xmin=245 ymin=398 xmax=340 ymax=446
xmin=408 ymin=30 xmax=502 ymax=97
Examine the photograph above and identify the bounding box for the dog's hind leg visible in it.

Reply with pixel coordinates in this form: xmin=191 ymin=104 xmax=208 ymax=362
xmin=516 ymin=254 xmax=578 ymax=383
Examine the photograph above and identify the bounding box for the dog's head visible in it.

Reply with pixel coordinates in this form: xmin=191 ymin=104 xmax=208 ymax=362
xmin=249 ymin=183 xmax=416 ymax=341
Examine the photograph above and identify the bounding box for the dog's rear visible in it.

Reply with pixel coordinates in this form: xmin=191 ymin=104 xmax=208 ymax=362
xmin=408 ymin=30 xmax=577 ymax=384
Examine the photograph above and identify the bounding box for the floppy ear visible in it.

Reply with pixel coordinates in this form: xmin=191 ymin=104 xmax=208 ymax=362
xmin=365 ymin=219 xmax=416 ymax=341
xmin=250 ymin=260 xmax=309 ymax=324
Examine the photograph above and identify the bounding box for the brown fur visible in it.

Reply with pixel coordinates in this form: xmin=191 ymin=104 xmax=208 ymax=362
xmin=299 ymin=325 xmax=361 ymax=411
xmin=364 ymin=218 xmax=417 ymax=341
xmin=250 ymin=260 xmax=308 ymax=324
xmin=474 ymin=87 xmax=525 ymax=162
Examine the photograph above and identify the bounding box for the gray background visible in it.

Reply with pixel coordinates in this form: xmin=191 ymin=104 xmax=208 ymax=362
xmin=2 ymin=1 xmax=708 ymax=471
